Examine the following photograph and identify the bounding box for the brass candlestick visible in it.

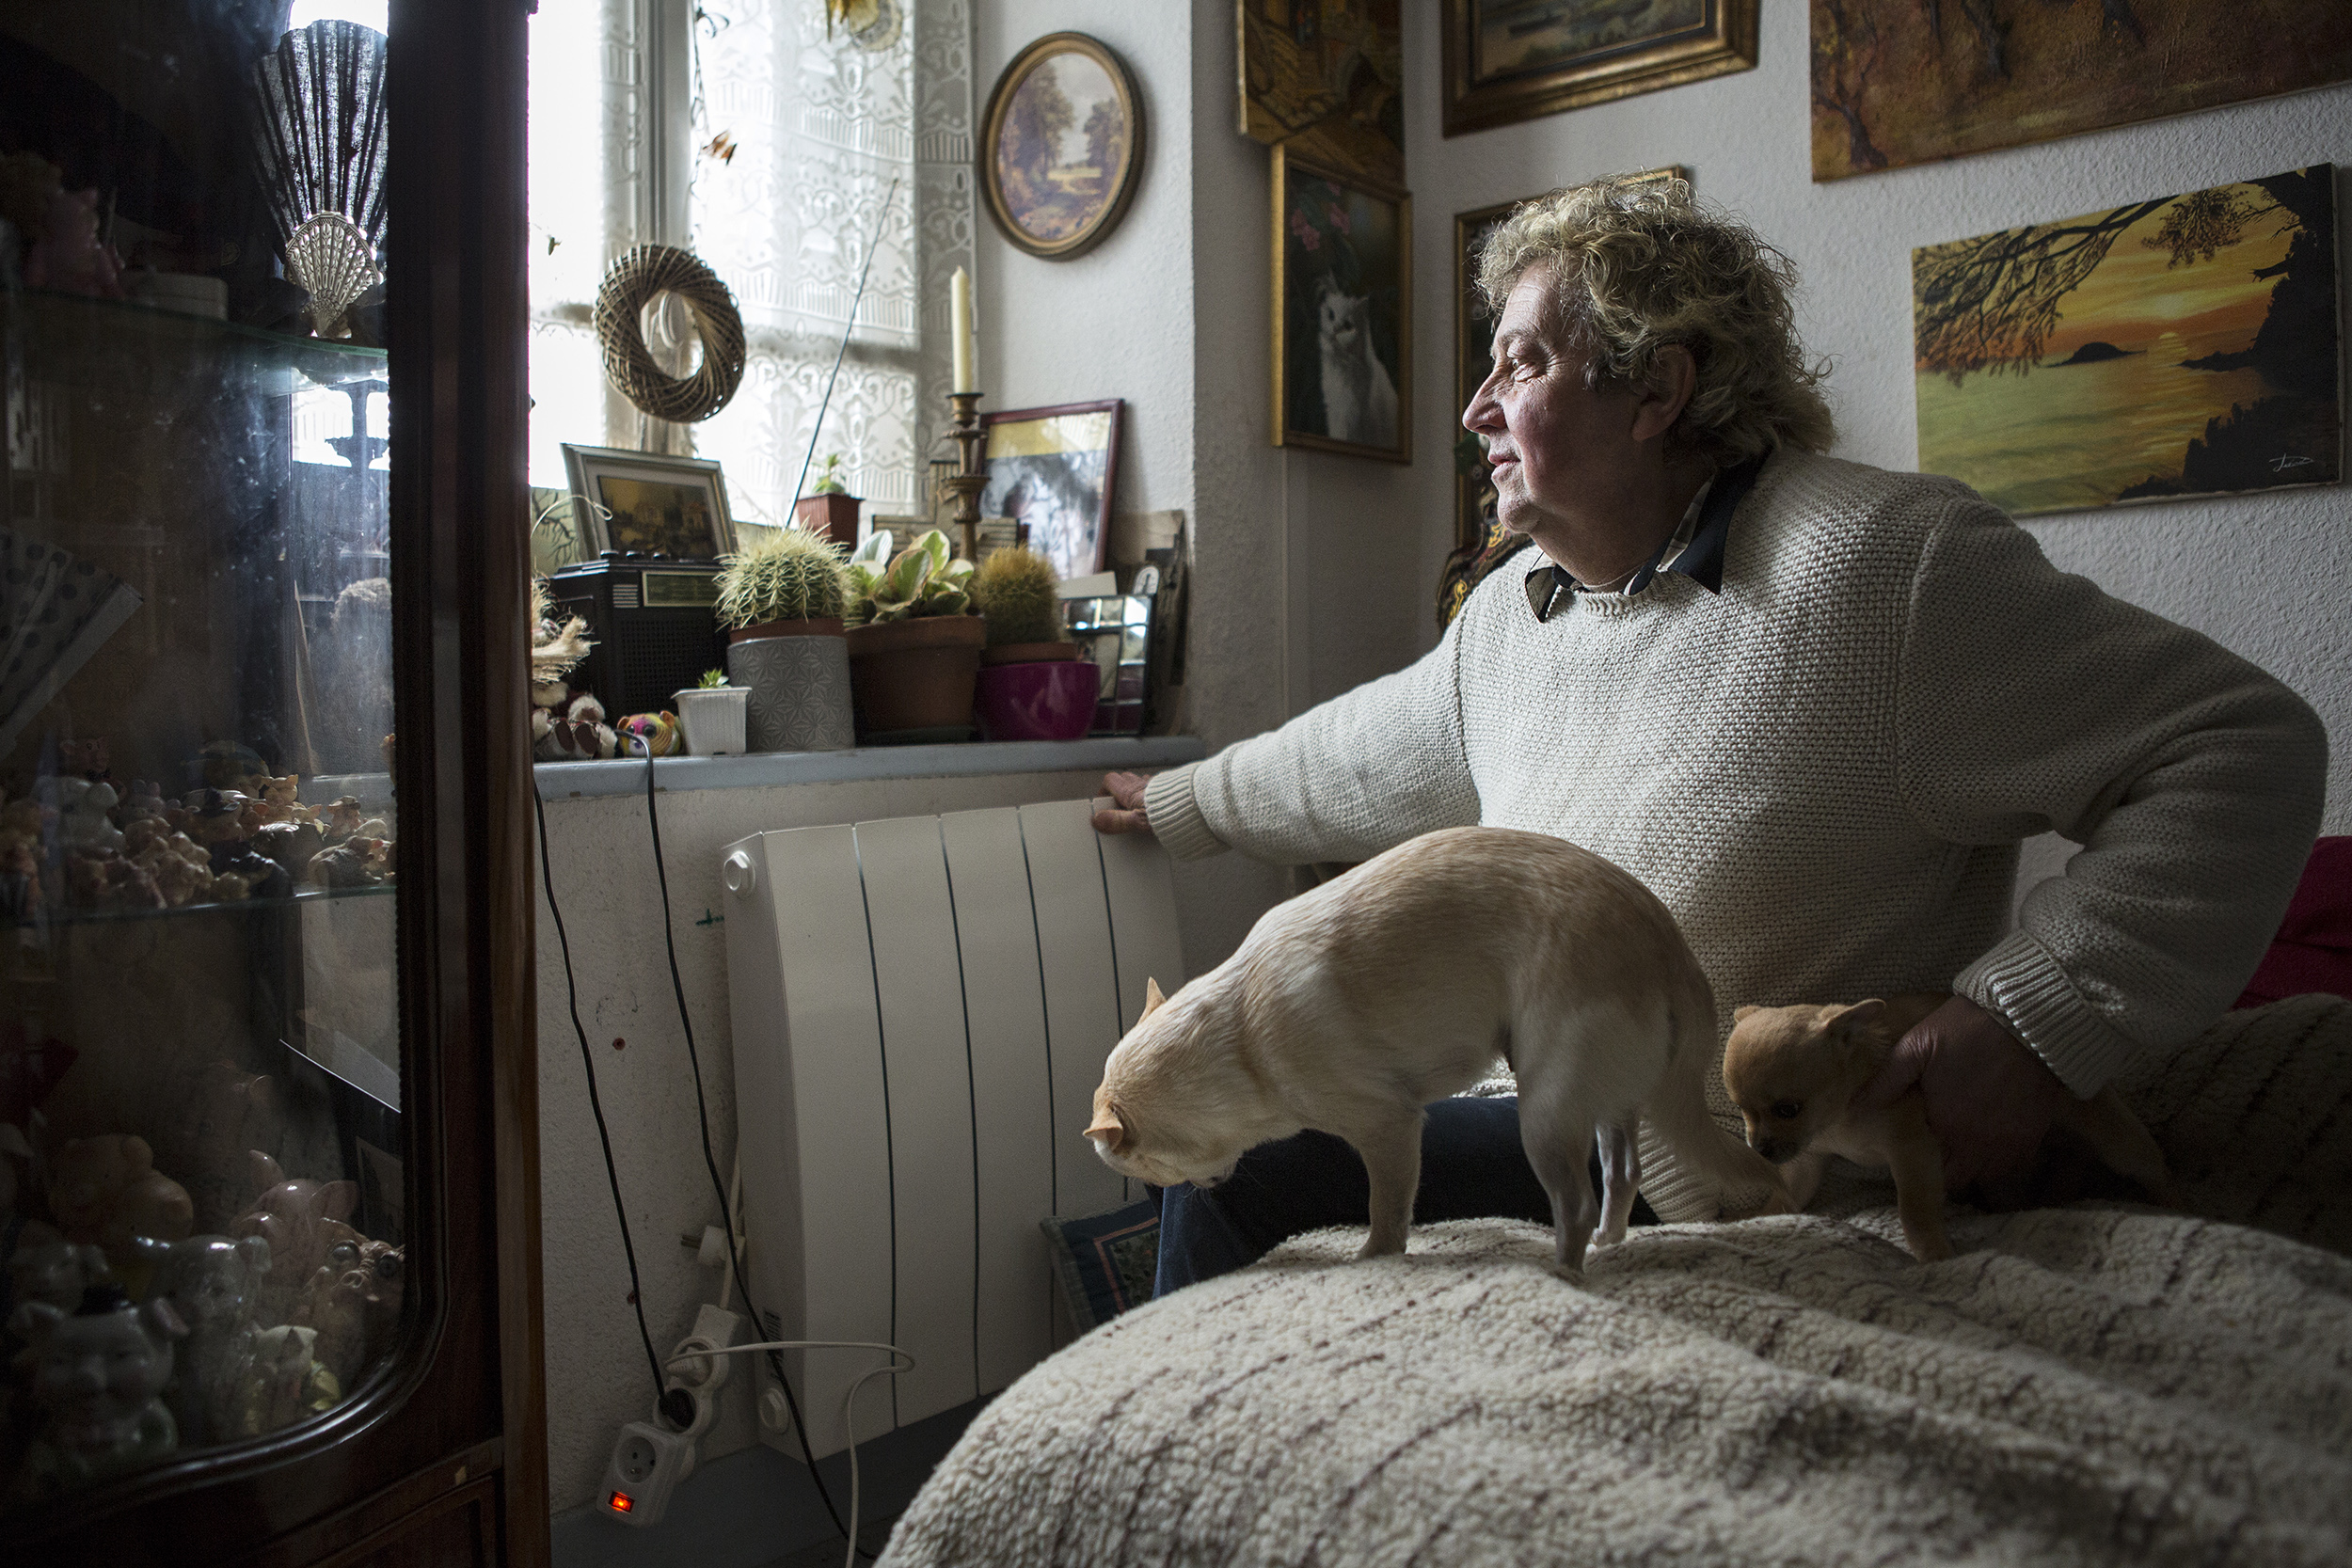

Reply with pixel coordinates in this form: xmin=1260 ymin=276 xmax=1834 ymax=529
xmin=944 ymin=390 xmax=988 ymax=561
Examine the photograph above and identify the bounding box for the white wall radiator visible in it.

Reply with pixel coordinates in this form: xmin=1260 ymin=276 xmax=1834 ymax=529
xmin=721 ymin=799 xmax=1184 ymax=1459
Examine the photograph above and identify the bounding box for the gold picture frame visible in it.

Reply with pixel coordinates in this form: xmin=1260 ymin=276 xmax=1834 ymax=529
xmin=1441 ymin=2 xmax=1757 ymax=136
xmin=980 ymin=31 xmax=1146 ymax=261
xmin=1272 ymin=145 xmax=1412 ymax=463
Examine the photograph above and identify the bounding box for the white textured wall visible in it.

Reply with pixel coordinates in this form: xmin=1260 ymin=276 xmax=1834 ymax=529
xmin=1397 ymin=5 xmax=2350 ymax=832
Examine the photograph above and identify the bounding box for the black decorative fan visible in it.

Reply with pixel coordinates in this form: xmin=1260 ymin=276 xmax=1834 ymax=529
xmin=248 ymin=19 xmax=389 ymax=340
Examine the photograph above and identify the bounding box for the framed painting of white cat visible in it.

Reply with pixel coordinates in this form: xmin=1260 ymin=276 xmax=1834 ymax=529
xmin=1272 ymin=146 xmax=1412 ymax=463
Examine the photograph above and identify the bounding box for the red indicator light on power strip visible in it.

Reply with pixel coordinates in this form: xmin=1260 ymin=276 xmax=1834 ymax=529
xmin=607 ymin=1491 xmax=635 ymax=1514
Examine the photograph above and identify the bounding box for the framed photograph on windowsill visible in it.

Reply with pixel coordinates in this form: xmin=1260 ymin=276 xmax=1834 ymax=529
xmin=559 ymin=443 xmax=738 ymax=562
xmin=979 ymin=400 xmax=1123 ymax=585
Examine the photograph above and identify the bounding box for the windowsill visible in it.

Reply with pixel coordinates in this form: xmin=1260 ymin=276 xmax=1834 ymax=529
xmin=527 ymin=734 xmax=1205 ymax=800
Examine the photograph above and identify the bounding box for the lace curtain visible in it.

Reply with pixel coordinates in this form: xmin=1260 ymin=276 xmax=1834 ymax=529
xmin=526 ymin=0 xmax=976 ymax=536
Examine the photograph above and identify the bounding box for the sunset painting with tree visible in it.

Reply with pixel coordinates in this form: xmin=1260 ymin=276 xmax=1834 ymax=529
xmin=1913 ymin=166 xmax=2339 ymax=516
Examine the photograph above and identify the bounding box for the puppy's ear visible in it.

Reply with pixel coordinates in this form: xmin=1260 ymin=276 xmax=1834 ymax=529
xmin=1084 ymin=1101 xmax=1128 ymax=1153
xmin=1732 ymin=1005 xmax=1759 ymax=1022
xmin=1141 ymin=977 xmax=1166 ymax=1017
xmin=1821 ymin=998 xmax=1885 ymax=1032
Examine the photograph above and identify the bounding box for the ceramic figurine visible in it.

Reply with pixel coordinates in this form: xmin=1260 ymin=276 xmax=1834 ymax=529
xmin=236 ymin=1323 xmax=342 ymax=1436
xmin=255 ymin=775 xmax=301 ymax=826
xmin=132 ymin=829 xmax=215 ymax=908
xmin=52 ymin=778 xmax=125 ymax=854
xmin=0 ymin=830 xmax=39 ymax=919
xmin=194 ymin=742 xmax=269 ymax=794
xmin=185 ymin=1064 xmax=276 ymax=1232
xmin=255 ymin=820 xmax=324 ymax=880
xmin=57 ymin=737 xmax=111 ymax=782
xmin=320 ymin=796 xmax=365 ymax=845
xmin=113 ymin=779 xmax=167 ymax=827
xmin=64 ymin=848 xmax=167 ymax=912
xmin=308 ymin=841 xmax=381 ymax=890
xmin=6 ymin=1285 xmax=185 ymax=1504
xmin=232 ymin=1153 xmax=359 ymax=1324
xmin=143 ymin=1233 xmax=271 ymax=1447
xmin=17 ymin=171 xmax=127 ymax=301
xmin=7 ymin=1232 xmax=107 ymax=1317
xmin=47 ymin=1135 xmax=196 ymax=1275
xmin=187 ymin=790 xmax=290 ymax=901
xmin=291 ymin=1237 xmax=402 ymax=1386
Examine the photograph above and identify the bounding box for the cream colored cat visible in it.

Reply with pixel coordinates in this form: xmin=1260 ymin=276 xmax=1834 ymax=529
xmin=1085 ymin=826 xmax=1791 ymax=1276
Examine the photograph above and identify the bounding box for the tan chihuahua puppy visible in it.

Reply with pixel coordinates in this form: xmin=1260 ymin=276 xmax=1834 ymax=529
xmin=1084 ymin=827 xmax=1791 ymax=1278
xmin=1722 ymin=992 xmax=2178 ymax=1261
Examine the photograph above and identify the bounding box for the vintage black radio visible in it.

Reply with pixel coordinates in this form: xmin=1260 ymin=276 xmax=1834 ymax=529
xmin=545 ymin=552 xmax=728 ymax=720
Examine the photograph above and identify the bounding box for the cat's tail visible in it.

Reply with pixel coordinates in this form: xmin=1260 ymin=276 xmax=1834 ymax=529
xmin=1643 ymin=961 xmax=1794 ymax=1221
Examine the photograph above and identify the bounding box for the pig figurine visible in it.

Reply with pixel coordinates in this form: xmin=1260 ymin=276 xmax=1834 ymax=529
xmin=47 ymin=1135 xmax=195 ymax=1278
xmin=7 ymin=1284 xmax=186 ymax=1502
xmin=144 ymin=1234 xmax=272 ymax=1447
xmin=231 ymin=1153 xmax=358 ymax=1324
xmin=7 ymin=1233 xmax=108 ymax=1317
xmin=236 ymin=1323 xmax=342 ymax=1436
xmin=292 ymin=1238 xmax=403 ymax=1387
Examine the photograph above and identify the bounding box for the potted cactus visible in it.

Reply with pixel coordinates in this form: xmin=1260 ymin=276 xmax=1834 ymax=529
xmin=969 ymin=546 xmax=1094 ymax=741
xmin=715 ymin=529 xmax=855 ymax=752
xmin=671 ymin=669 xmax=750 ymax=756
xmin=841 ymin=529 xmax=988 ymax=739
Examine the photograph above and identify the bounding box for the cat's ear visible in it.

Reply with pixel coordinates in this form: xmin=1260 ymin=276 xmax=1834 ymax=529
xmin=1142 ymin=977 xmax=1166 ymax=1017
xmin=1732 ymin=1005 xmax=1759 ymax=1022
xmin=1084 ymin=1100 xmax=1128 ymax=1153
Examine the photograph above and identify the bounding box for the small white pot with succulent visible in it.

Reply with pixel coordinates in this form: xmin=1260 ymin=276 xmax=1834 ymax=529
xmin=714 ymin=529 xmax=855 ymax=752
xmin=671 ymin=669 xmax=751 ymax=756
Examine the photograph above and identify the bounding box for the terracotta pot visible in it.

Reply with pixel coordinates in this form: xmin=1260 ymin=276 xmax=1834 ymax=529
xmin=974 ymin=658 xmax=1099 ymax=742
xmin=728 ymin=616 xmax=843 ymax=643
xmin=845 ymin=615 xmax=986 ymax=736
xmin=794 ymin=492 xmax=861 ymax=549
xmin=980 ymin=641 xmax=1081 ymax=667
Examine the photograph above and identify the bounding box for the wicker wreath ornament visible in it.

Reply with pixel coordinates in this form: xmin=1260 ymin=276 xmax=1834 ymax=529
xmin=593 ymin=245 xmax=748 ymax=423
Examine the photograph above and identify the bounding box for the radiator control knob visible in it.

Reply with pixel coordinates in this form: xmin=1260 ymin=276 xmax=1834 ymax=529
xmin=723 ymin=849 xmax=756 ymax=896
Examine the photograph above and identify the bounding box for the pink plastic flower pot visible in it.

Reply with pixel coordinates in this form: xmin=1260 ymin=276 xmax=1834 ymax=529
xmin=974 ymin=657 xmax=1101 ymax=742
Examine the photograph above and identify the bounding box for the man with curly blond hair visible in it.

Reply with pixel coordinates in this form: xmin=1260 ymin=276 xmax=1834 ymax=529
xmin=1098 ymin=176 xmax=2326 ymax=1293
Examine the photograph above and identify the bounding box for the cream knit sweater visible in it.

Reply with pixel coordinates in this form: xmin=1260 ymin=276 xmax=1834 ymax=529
xmin=1145 ymin=449 xmax=2328 ymax=1219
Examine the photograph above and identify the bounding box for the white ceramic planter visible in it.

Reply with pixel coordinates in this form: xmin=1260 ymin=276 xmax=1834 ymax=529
xmin=725 ymin=634 xmax=854 ymax=752
xmin=672 ymin=686 xmax=751 ymax=756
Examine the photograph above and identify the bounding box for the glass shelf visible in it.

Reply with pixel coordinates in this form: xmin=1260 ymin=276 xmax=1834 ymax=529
xmin=10 ymin=878 xmax=394 ymax=932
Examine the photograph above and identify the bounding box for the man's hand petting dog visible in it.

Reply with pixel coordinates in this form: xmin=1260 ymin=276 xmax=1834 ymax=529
xmin=1094 ymin=770 xmax=1152 ymax=836
xmin=1860 ymin=995 xmax=2074 ymax=1207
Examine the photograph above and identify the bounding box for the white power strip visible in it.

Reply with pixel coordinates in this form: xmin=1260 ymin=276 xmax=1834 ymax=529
xmin=596 ymin=1304 xmax=745 ymax=1528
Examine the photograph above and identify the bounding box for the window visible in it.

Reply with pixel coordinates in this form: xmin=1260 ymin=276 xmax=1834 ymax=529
xmin=526 ymin=0 xmax=976 ymax=538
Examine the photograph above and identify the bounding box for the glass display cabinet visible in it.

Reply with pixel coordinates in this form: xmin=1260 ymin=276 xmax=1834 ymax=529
xmin=1 ymin=3 xmax=540 ymax=1561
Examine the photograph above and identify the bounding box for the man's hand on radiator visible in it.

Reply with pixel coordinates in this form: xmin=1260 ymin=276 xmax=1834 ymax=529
xmin=1093 ymin=771 xmax=1152 ymax=836
xmin=1859 ymin=994 xmax=2074 ymax=1205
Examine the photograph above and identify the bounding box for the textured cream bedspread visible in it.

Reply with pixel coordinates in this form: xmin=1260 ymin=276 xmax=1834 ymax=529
xmin=881 ymin=999 xmax=2352 ymax=1567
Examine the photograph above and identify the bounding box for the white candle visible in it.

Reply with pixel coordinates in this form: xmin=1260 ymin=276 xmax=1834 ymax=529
xmin=950 ymin=266 xmax=976 ymax=394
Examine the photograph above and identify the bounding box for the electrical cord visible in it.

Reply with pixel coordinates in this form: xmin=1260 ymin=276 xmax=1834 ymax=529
xmin=637 ymin=748 xmax=872 ymax=1557
xmin=664 ymin=1339 xmax=915 ymax=1568
xmin=533 ymin=784 xmax=677 ymax=1418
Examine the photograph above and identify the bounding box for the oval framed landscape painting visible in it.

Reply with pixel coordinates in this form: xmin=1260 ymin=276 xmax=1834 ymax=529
xmin=982 ymin=32 xmax=1144 ymax=261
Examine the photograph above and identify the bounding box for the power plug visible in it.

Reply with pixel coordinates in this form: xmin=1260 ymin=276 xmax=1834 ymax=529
xmin=597 ymin=1419 xmax=697 ymax=1528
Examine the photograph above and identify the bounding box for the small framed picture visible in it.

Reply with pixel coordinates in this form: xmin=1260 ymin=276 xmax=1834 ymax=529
xmin=981 ymin=31 xmax=1145 ymax=261
xmin=978 ymin=400 xmax=1122 ymax=584
xmin=1273 ymin=146 xmax=1411 ymax=463
xmin=559 ymin=444 xmax=737 ymax=562
xmin=1441 ymin=1 xmax=1757 ymax=136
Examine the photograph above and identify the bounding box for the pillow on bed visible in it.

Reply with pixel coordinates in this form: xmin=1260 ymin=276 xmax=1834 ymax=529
xmin=1040 ymin=1197 xmax=1160 ymax=1331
